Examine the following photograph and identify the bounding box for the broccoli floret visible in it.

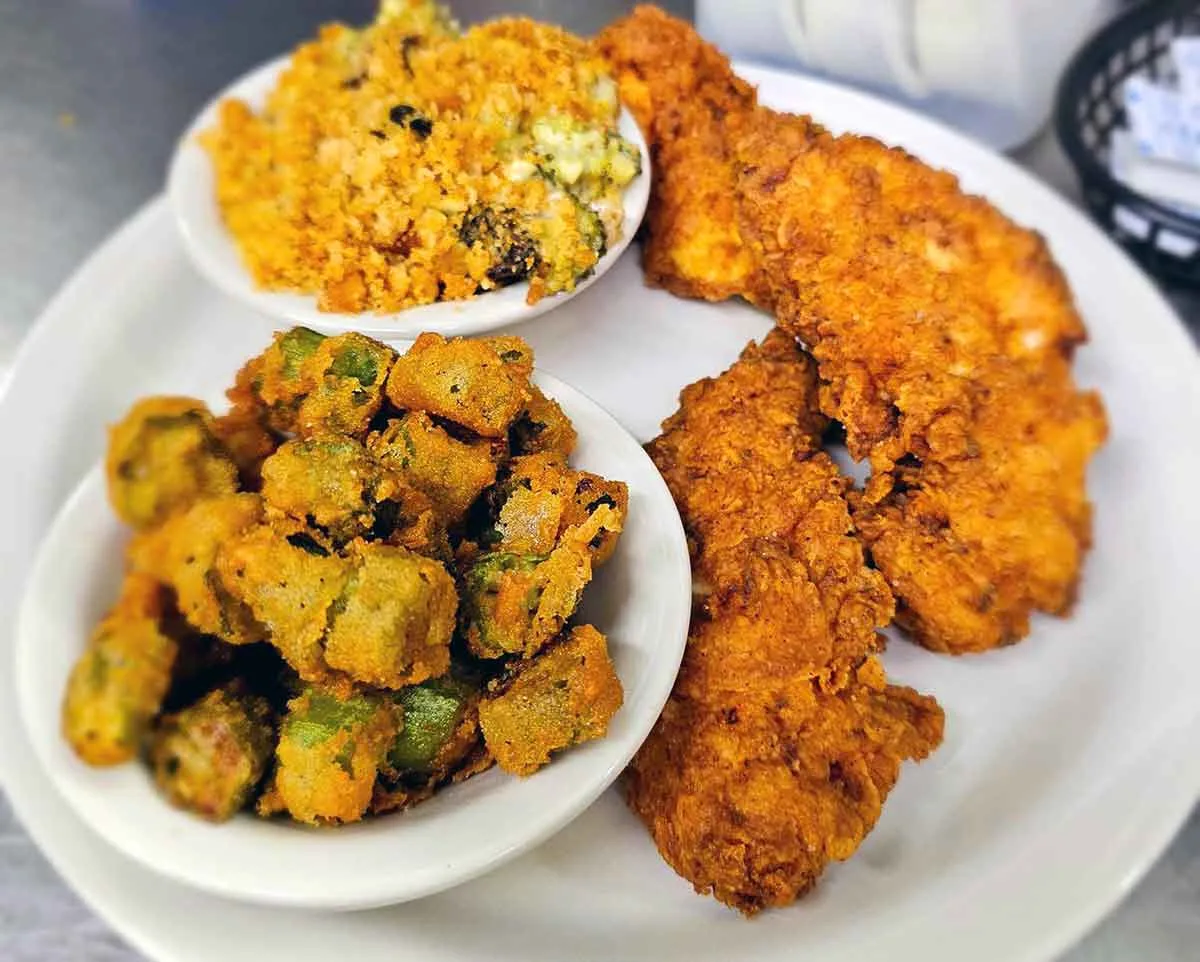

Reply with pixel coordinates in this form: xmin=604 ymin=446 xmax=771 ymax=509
xmin=459 ymin=205 xmax=541 ymax=289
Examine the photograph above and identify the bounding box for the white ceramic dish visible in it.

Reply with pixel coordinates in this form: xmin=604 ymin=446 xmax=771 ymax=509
xmin=14 ymin=372 xmax=690 ymax=911
xmin=167 ymin=55 xmax=651 ymax=342
xmin=2 ymin=63 xmax=1200 ymax=962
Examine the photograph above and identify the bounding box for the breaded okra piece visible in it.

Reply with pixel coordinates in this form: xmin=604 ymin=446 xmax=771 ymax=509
xmin=226 ymin=327 xmax=326 ymax=435
xmin=62 ymin=573 xmax=178 ymax=765
xmin=215 ymin=522 xmax=352 ymax=683
xmin=227 ymin=329 xmax=395 ymax=440
xmin=260 ymin=436 xmax=407 ymax=544
xmin=105 ymin=396 xmax=238 ymax=529
xmin=461 ymin=505 xmax=621 ymax=659
xmin=149 ymin=686 xmax=275 ymax=822
xmin=384 ymin=332 xmax=531 ymax=438
xmin=478 ymin=624 xmax=623 ymax=776
xmin=491 ymin=453 xmax=628 ymax=563
xmin=485 ymin=335 xmax=535 ymax=378
xmin=322 ymin=543 xmax=457 ymax=690
xmin=510 ymin=384 xmax=577 ymax=459
xmin=211 ymin=405 xmax=277 ymax=490
xmin=126 ymin=493 xmax=265 ymax=644
xmin=292 ymin=332 xmax=396 ymax=439
xmin=372 ymin=674 xmax=488 ymax=814
xmin=265 ymin=686 xmax=399 ymax=825
xmin=386 ymin=675 xmax=480 ymax=776
xmin=367 ymin=411 xmax=500 ymax=523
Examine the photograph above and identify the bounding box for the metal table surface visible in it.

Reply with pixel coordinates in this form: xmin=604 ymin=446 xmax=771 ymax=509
xmin=1 ymin=2 xmax=1197 ymax=960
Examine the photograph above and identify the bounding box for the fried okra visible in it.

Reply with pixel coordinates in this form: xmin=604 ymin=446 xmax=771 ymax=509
xmin=292 ymin=332 xmax=396 ymax=438
xmin=226 ymin=327 xmax=326 ymax=435
xmin=372 ymin=675 xmax=487 ymax=814
xmin=367 ymin=411 xmax=500 ymax=522
xmin=387 ymin=675 xmax=479 ymax=776
xmin=322 ymin=543 xmax=457 ymax=689
xmin=260 ymin=436 xmax=406 ymax=544
xmin=265 ymin=686 xmax=399 ymax=825
xmin=510 ymin=385 xmax=577 ymax=458
xmin=127 ymin=494 xmax=265 ymax=644
xmin=62 ymin=574 xmax=178 ymax=766
xmin=478 ymin=625 xmax=623 ymax=776
xmin=461 ymin=506 xmax=621 ymax=659
xmin=491 ymin=453 xmax=628 ymax=563
xmin=384 ymin=332 xmax=531 ymax=437
xmin=149 ymin=686 xmax=275 ymax=822
xmin=106 ymin=397 xmax=238 ymax=529
xmin=211 ymin=406 xmax=277 ymax=489
xmin=215 ymin=523 xmax=352 ymax=683
xmin=486 ymin=335 xmax=535 ymax=378
xmin=68 ymin=326 xmax=625 ymax=825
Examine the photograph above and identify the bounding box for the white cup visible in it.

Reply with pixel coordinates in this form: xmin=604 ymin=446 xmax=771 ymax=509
xmin=912 ymin=0 xmax=1017 ymax=107
xmin=781 ymin=0 xmax=926 ymax=97
xmin=694 ymin=0 xmax=1117 ymax=149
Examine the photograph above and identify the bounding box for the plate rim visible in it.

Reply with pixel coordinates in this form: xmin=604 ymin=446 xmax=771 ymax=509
xmin=0 ymin=61 xmax=1198 ymax=962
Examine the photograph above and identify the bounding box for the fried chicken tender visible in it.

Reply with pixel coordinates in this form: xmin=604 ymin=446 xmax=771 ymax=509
xmin=595 ymin=6 xmax=758 ymax=300
xmin=730 ymin=110 xmax=1108 ymax=652
xmin=632 ymin=331 xmax=942 ymax=914
xmin=599 ymin=10 xmax=1106 ymax=654
xmin=731 ymin=109 xmax=1093 ymax=469
xmin=628 ymin=657 xmax=942 ymax=914
xmin=850 ymin=363 xmax=1107 ymax=651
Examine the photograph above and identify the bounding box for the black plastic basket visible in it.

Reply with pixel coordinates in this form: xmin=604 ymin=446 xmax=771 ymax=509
xmin=1057 ymin=0 xmax=1200 ymax=286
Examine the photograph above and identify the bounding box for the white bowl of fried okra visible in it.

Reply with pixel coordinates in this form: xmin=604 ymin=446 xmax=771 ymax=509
xmin=15 ymin=329 xmax=691 ymax=909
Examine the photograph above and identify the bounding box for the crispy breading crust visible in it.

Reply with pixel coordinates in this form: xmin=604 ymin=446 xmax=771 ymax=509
xmin=631 ymin=332 xmax=943 ymax=914
xmin=600 ymin=7 xmax=1107 ymax=655
xmin=731 ymin=110 xmax=1109 ymax=653
xmin=595 ymin=6 xmax=759 ymax=301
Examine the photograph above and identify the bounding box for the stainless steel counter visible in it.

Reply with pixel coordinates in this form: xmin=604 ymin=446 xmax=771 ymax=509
xmin=1 ymin=1 xmax=1197 ymax=959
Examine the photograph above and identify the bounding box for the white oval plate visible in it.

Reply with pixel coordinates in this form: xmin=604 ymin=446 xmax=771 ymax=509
xmin=2 ymin=62 xmax=1200 ymax=962
xmin=167 ymin=55 xmax=651 ymax=342
xmin=15 ymin=372 xmax=690 ymax=911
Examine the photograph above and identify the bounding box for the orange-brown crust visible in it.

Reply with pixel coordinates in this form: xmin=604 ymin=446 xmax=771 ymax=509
xmin=632 ymin=332 xmax=943 ymax=914
xmin=730 ymin=110 xmax=1108 ymax=654
xmin=602 ymin=9 xmax=1107 ymax=656
xmin=595 ymin=6 xmax=759 ymax=301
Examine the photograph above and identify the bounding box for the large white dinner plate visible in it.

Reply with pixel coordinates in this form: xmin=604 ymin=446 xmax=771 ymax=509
xmin=2 ymin=62 xmax=1199 ymax=962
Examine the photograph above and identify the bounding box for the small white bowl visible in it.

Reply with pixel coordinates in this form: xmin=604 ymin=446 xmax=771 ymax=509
xmin=167 ymin=56 xmax=651 ymax=342
xmin=15 ymin=372 xmax=690 ymax=911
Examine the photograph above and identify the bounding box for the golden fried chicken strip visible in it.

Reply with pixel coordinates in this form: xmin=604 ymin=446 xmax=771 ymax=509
xmin=595 ymin=6 xmax=758 ymax=301
xmin=851 ymin=361 xmax=1107 ymax=651
xmin=732 ymin=109 xmax=1093 ymax=470
xmin=730 ymin=109 xmax=1108 ymax=653
xmin=628 ymin=656 xmax=941 ymax=914
xmin=632 ymin=331 xmax=942 ymax=914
